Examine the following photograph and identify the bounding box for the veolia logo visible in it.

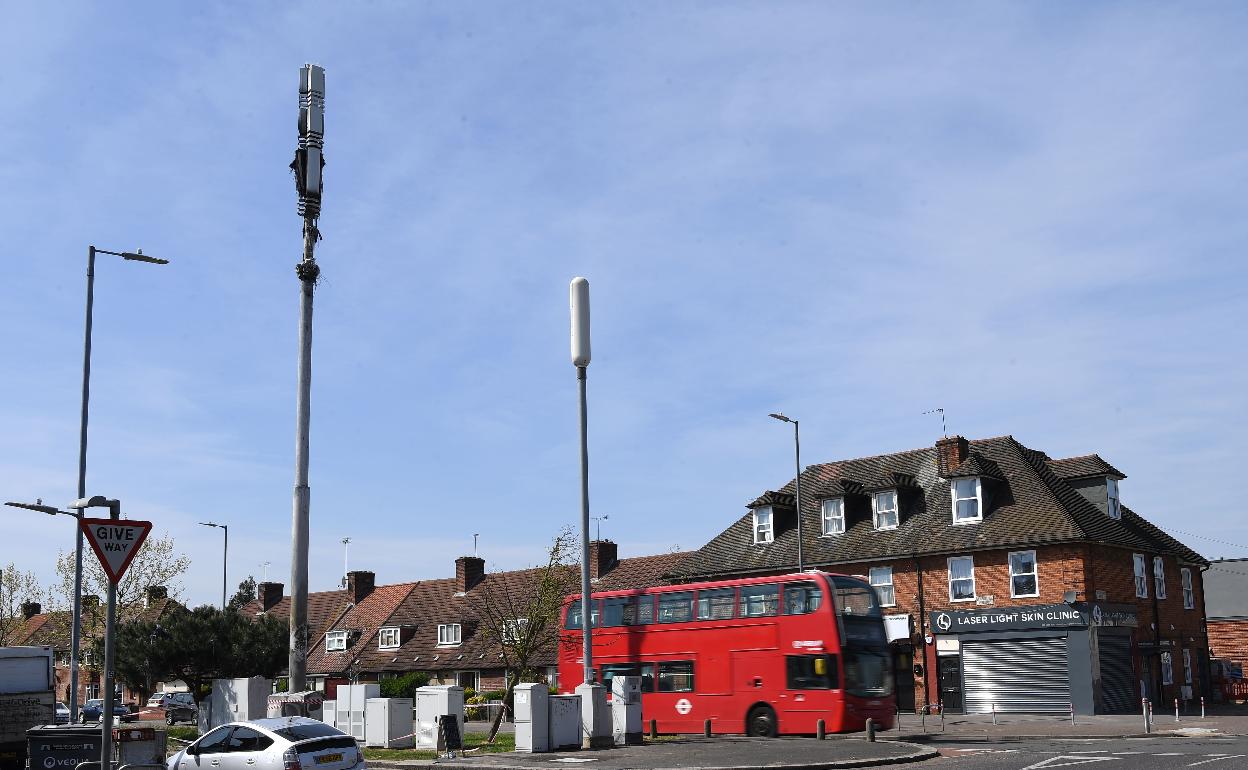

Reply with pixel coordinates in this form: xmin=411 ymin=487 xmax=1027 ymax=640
xmin=935 ymin=613 xmax=952 ymax=632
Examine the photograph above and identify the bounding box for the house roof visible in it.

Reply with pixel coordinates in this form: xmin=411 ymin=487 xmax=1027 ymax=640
xmin=1046 ymin=454 xmax=1126 ymax=480
xmin=241 ymin=588 xmax=352 ymax=651
xmin=680 ymin=435 xmax=1203 ymax=579
xmin=305 ymin=582 xmax=417 ymax=677
xmin=13 ymin=596 xmax=182 ymax=651
xmin=1203 ymin=559 xmax=1248 ymax=620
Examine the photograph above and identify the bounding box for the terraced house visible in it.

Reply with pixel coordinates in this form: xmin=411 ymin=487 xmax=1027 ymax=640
xmin=679 ymin=435 xmax=1209 ymax=716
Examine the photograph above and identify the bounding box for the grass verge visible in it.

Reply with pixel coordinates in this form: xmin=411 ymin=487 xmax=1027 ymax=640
xmin=362 ymin=732 xmax=515 ymax=761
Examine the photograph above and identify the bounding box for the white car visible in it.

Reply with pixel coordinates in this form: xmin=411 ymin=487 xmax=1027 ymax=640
xmin=166 ymin=718 xmax=365 ymax=770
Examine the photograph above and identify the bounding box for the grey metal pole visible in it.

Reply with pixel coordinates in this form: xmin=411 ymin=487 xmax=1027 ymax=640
xmin=70 ymin=245 xmax=96 ymax=720
xmin=100 ymin=507 xmax=119 ymax=770
xmin=222 ymin=525 xmax=228 ymax=611
xmin=577 ymin=366 xmax=592 ymax=685
xmin=793 ymin=420 xmax=803 ymax=573
xmin=289 ymin=219 xmax=318 ymax=691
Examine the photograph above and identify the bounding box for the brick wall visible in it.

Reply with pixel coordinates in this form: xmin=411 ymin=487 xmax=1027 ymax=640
xmin=1209 ymin=620 xmax=1248 ymax=667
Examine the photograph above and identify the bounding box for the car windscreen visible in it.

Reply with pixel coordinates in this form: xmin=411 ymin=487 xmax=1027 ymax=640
xmin=268 ymin=722 xmax=346 ymax=741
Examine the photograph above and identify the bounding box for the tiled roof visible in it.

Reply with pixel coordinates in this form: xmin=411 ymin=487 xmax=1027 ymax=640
xmin=241 ymin=588 xmax=352 ymax=650
xmin=1046 ymin=454 xmax=1126 ymax=480
xmin=595 ymin=552 xmax=689 ymax=590
xmin=12 ymin=597 xmax=181 ymax=651
xmin=305 ymin=582 xmax=416 ymax=676
xmin=747 ymin=490 xmax=794 ymax=509
xmin=680 ymin=435 xmax=1203 ymax=579
xmin=948 ymin=453 xmax=1005 ymax=480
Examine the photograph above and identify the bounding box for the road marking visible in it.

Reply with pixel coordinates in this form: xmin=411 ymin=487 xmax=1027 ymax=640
xmin=1110 ymin=752 xmax=1144 ymax=755
xmin=1020 ymin=757 xmax=1118 ymax=770
xmin=1187 ymin=756 xmax=1246 ymax=766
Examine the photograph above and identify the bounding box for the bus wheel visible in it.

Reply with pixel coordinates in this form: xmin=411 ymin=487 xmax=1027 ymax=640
xmin=745 ymin=705 xmax=777 ymax=737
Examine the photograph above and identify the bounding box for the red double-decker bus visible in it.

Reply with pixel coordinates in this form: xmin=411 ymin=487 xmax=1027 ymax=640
xmin=558 ymin=571 xmax=895 ymax=736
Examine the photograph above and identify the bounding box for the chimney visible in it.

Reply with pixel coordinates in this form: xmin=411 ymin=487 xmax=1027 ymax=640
xmin=936 ymin=435 xmax=969 ymax=477
xmin=145 ymin=586 xmax=168 ymax=607
xmin=259 ymin=582 xmax=285 ymax=612
xmin=22 ymin=601 xmax=41 ymax=619
xmin=589 ymin=540 xmax=618 ymax=580
xmin=455 ymin=556 xmax=485 ymax=593
xmin=346 ymin=570 xmax=375 ymax=604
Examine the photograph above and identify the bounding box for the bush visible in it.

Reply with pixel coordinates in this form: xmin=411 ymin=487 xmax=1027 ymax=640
xmin=379 ymin=672 xmax=430 ymax=700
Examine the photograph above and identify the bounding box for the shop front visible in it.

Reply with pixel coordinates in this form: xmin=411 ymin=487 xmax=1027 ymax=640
xmin=925 ymin=602 xmax=1138 ymax=715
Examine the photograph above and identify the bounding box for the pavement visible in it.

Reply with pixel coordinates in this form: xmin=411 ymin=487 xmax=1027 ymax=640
xmin=369 ymin=737 xmax=937 ymax=770
xmin=887 ymin=707 xmax=1248 ymax=742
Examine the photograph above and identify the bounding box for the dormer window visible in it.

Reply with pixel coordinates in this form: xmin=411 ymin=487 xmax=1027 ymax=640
xmin=753 ymin=506 xmax=774 ymax=544
xmin=951 ymin=477 xmax=983 ymax=524
xmin=872 ymin=491 xmax=898 ymax=530
xmin=821 ymin=498 xmax=845 ymax=535
xmin=378 ymin=627 xmax=400 ymax=650
xmin=325 ymin=631 xmax=347 ymax=652
xmin=437 ymin=623 xmax=462 ymax=646
xmin=1107 ymin=478 xmax=1121 ymax=519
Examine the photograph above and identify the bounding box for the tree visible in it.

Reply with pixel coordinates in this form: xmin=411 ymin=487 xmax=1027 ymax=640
xmin=96 ymin=604 xmax=288 ymax=704
xmin=227 ymin=576 xmax=257 ymax=613
xmin=50 ymin=531 xmax=191 ymax=622
xmin=467 ymin=527 xmax=580 ymax=742
xmin=0 ymin=563 xmax=46 ymax=646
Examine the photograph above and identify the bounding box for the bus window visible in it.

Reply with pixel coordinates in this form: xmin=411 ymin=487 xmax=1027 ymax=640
xmin=601 ymin=597 xmax=631 ymax=627
xmin=739 ymin=584 xmax=779 ymax=617
xmin=639 ymin=663 xmax=656 ymax=692
xmin=696 ymin=588 xmax=735 ymax=620
xmin=601 ymin=663 xmax=641 ymax=692
xmin=829 ymin=576 xmax=882 ymax=618
xmin=843 ymin=649 xmax=893 ymax=697
xmin=565 ymin=599 xmax=602 ymax=629
xmin=786 ymin=654 xmax=839 ymax=689
xmin=657 ymin=592 xmax=694 ymax=623
xmin=657 ymin=661 xmax=695 ymax=692
xmin=783 ymin=582 xmax=823 ymax=615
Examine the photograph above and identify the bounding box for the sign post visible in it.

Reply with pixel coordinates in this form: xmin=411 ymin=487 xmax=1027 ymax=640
xmin=80 ymin=515 xmax=151 ymax=770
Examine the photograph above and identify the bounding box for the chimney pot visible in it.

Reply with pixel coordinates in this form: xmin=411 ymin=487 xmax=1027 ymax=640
xmin=22 ymin=601 xmax=41 ymax=620
xmin=455 ymin=556 xmax=485 ymax=593
xmin=936 ymin=435 xmax=970 ymax=477
xmin=346 ymin=571 xmax=375 ymax=604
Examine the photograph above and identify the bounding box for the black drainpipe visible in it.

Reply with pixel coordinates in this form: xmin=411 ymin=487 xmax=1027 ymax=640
xmin=914 ymin=554 xmax=930 ymax=708
xmin=1149 ymin=552 xmax=1164 ymax=703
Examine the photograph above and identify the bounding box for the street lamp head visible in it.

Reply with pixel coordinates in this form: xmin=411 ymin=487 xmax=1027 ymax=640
xmin=121 ymin=250 xmax=169 ymax=265
xmin=6 ymin=500 xmax=63 ymax=516
xmin=769 ymin=413 xmax=793 ymax=423
xmin=71 ymin=496 xmax=119 ymax=510
xmin=199 ymin=521 xmax=221 ymax=529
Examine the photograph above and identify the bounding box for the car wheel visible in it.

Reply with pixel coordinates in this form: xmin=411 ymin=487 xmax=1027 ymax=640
xmin=745 ymin=705 xmax=777 ymax=738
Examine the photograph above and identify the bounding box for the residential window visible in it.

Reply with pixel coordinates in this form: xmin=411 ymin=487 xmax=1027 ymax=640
xmin=869 ymin=566 xmax=895 ymax=607
xmin=1181 ymin=568 xmax=1195 ymax=610
xmin=1009 ymin=550 xmax=1039 ymax=598
xmin=1133 ymin=554 xmax=1149 ymax=598
xmin=951 ymin=477 xmax=983 ymax=523
xmin=1106 ymin=478 xmax=1121 ymax=520
xmin=821 ymin=498 xmax=845 ymax=535
xmin=1161 ymin=652 xmax=1173 ymax=686
xmin=325 ymin=631 xmax=347 ymax=652
xmin=948 ymin=556 xmax=975 ymax=602
xmin=437 ymin=623 xmax=462 ymax=646
xmin=503 ymin=618 xmax=528 ymax=643
xmin=1153 ymin=556 xmax=1167 ymax=599
xmin=378 ymin=627 xmax=400 ymax=650
xmin=1183 ymin=649 xmax=1193 ymax=685
xmin=753 ymin=506 xmax=774 ymax=544
xmin=872 ymin=491 xmax=898 ymax=530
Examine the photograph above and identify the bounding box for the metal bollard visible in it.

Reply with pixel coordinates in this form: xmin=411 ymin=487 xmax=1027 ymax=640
xmin=866 ymin=718 xmax=876 ymax=742
xmin=1070 ymin=702 xmax=1076 ymax=727
xmin=1201 ymin=696 xmax=1206 ymax=719
xmin=921 ymin=706 xmax=926 ymax=734
xmin=940 ymin=704 xmax=945 ymax=732
xmin=704 ymin=719 xmax=712 ymax=738
xmin=1142 ymin=698 xmax=1151 ymax=734
xmin=1175 ymin=698 xmax=1180 ymax=723
xmin=816 ymin=719 xmax=826 ymax=740
xmin=649 ymin=719 xmax=658 ymax=739
xmin=992 ymin=702 xmax=997 ymax=726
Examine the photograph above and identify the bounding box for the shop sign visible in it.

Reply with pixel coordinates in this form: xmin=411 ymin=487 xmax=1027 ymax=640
xmin=883 ymin=614 xmax=911 ymax=642
xmin=930 ymin=603 xmax=1087 ymax=633
xmin=1088 ymin=603 xmax=1138 ymax=628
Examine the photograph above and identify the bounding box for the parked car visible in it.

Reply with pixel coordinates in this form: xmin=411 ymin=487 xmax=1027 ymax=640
xmin=145 ymin=692 xmax=198 ymax=725
xmin=79 ymin=699 xmax=134 ymax=723
xmin=166 ymin=718 xmax=365 ymax=770
xmin=54 ymin=702 xmax=71 ymax=724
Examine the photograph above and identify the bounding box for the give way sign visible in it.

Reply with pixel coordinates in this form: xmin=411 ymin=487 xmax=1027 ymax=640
xmin=80 ymin=518 xmax=152 ymax=584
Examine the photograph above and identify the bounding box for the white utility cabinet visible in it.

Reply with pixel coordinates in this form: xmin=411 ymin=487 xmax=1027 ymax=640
xmin=513 ymin=683 xmax=549 ymax=753
xmin=365 ymin=697 xmax=414 ymax=748
xmin=413 ymin=685 xmax=463 ymax=749
xmin=335 ymin=684 xmax=380 ymax=742
xmin=199 ymin=677 xmax=271 ymax=732
xmin=321 ymin=700 xmax=337 ymax=729
xmin=548 ymin=694 xmax=582 ymax=751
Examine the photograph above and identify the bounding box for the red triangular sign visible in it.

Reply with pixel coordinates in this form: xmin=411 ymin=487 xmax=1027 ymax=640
xmin=80 ymin=518 xmax=153 ymax=584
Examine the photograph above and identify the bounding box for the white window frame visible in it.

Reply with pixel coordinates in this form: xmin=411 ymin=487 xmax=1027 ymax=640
xmin=821 ymin=497 xmax=845 ymax=535
xmin=1153 ymin=556 xmax=1167 ymax=599
xmin=503 ymin=618 xmax=529 ymax=643
xmin=1008 ymin=549 xmax=1039 ymax=598
xmin=378 ymin=627 xmax=400 ymax=650
xmin=1106 ymin=477 xmax=1121 ymax=520
xmin=1181 ymin=567 xmax=1195 ymax=610
xmin=869 ymin=566 xmax=895 ymax=607
xmin=872 ymin=490 xmax=899 ymax=531
xmin=1161 ymin=651 xmax=1174 ymax=685
xmin=948 ymin=555 xmax=976 ymax=602
xmin=437 ymin=623 xmax=462 ymax=646
xmin=1133 ymin=554 xmax=1149 ymax=599
xmin=753 ymin=506 xmax=774 ymax=544
xmin=951 ymin=477 xmax=983 ymax=524
xmin=325 ymin=631 xmax=347 ymax=652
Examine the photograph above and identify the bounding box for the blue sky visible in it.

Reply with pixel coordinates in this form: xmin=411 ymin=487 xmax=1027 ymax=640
xmin=3 ymin=3 xmax=1246 ymax=608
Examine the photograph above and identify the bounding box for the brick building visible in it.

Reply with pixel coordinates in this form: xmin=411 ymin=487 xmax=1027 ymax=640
xmin=678 ymin=435 xmax=1209 ymax=715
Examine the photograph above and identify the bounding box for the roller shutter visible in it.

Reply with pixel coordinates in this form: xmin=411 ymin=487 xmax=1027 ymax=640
xmin=1097 ymin=634 xmax=1136 ymax=714
xmin=963 ymin=637 xmax=1071 ymax=713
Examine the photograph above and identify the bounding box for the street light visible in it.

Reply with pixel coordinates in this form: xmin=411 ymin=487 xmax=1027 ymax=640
xmin=769 ymin=413 xmax=805 ymax=573
xmin=73 ymin=244 xmax=167 ymax=719
xmin=70 ymin=495 xmax=121 ymax=770
xmin=199 ymin=522 xmax=228 ymax=610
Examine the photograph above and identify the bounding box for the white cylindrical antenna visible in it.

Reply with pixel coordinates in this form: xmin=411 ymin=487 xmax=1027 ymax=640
xmin=570 ymin=277 xmax=591 ymax=367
